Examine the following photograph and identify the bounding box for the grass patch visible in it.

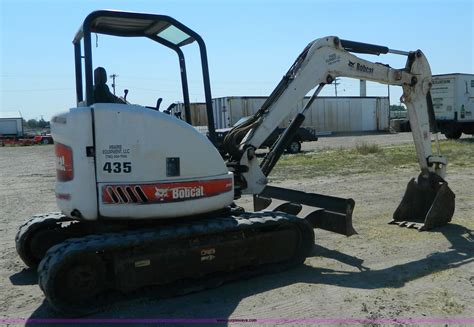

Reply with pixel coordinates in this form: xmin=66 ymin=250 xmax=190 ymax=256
xmin=270 ymin=139 xmax=474 ymax=181
xmin=355 ymin=142 xmax=382 ymax=155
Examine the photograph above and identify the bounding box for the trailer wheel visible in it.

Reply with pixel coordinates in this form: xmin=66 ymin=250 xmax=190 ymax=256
xmin=286 ymin=140 xmax=301 ymax=154
xmin=42 ymin=138 xmax=50 ymax=145
xmin=444 ymin=130 xmax=462 ymax=140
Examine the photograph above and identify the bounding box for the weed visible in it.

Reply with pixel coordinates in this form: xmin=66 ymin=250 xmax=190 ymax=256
xmin=355 ymin=142 xmax=381 ymax=155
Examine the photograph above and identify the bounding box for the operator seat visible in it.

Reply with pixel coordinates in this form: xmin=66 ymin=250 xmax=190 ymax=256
xmin=93 ymin=67 xmax=125 ymax=104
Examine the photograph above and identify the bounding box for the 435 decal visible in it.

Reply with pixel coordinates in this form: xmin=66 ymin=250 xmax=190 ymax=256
xmin=103 ymin=162 xmax=132 ymax=173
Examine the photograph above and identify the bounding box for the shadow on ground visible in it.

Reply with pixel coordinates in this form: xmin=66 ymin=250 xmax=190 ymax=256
xmin=23 ymin=224 xmax=472 ymax=324
xmin=10 ymin=268 xmax=37 ymax=286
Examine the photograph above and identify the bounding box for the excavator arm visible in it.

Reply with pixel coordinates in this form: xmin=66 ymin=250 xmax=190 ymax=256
xmin=224 ymin=36 xmax=455 ymax=231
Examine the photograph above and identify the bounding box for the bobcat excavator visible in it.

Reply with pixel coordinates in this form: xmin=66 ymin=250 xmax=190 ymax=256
xmin=15 ymin=10 xmax=455 ymax=313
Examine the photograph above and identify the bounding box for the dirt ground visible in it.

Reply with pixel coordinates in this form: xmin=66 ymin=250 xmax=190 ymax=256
xmin=0 ymin=133 xmax=473 ymax=325
xmin=301 ymin=131 xmax=469 ymax=152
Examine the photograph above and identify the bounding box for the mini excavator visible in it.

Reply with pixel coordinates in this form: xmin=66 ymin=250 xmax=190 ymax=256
xmin=15 ymin=10 xmax=455 ymax=313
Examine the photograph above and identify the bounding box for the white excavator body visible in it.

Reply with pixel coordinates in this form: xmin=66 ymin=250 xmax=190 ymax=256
xmin=52 ymin=103 xmax=234 ymax=220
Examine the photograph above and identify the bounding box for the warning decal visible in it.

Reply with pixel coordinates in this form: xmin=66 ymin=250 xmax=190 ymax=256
xmin=102 ymin=178 xmax=233 ymax=204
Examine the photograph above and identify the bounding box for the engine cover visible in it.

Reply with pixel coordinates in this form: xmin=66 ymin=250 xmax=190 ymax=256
xmin=51 ymin=104 xmax=234 ymax=220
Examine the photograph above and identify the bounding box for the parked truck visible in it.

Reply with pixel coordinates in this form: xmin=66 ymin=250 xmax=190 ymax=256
xmin=432 ymin=73 xmax=474 ymax=139
xmin=0 ymin=112 xmax=23 ymax=138
xmin=214 ymin=116 xmax=318 ymax=154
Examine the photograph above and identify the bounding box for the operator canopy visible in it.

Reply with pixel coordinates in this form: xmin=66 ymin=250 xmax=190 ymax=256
xmin=72 ymin=10 xmax=214 ymax=131
xmin=74 ymin=10 xmax=197 ymax=47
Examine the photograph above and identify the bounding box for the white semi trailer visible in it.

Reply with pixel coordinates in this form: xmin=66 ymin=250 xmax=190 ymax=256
xmin=431 ymin=73 xmax=474 ymax=139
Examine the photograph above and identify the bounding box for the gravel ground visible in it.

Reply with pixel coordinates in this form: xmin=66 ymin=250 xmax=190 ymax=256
xmin=0 ymin=134 xmax=472 ymax=325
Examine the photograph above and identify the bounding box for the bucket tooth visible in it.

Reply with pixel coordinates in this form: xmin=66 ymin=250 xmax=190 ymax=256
xmin=392 ymin=173 xmax=455 ymax=231
xmin=416 ymin=224 xmax=425 ymax=231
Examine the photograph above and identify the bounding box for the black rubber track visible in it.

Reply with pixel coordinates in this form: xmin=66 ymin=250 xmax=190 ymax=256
xmin=15 ymin=213 xmax=75 ymax=269
xmin=38 ymin=211 xmax=314 ymax=315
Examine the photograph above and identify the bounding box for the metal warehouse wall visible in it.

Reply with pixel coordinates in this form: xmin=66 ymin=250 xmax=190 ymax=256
xmin=175 ymin=96 xmax=390 ymax=133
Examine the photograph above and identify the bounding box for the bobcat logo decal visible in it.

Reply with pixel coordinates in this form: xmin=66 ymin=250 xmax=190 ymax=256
xmin=154 ymin=188 xmax=169 ymax=201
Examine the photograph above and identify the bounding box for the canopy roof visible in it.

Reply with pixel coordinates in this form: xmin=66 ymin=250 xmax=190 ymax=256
xmin=74 ymin=10 xmax=197 ymax=47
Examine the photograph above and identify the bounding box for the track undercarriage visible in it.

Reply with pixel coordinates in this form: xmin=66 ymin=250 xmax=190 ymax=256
xmin=17 ymin=210 xmax=315 ymax=314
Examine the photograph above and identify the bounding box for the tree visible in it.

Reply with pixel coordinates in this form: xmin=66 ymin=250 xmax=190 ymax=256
xmin=38 ymin=118 xmax=49 ymax=128
xmin=26 ymin=119 xmax=39 ymax=129
xmin=24 ymin=118 xmax=50 ymax=129
xmin=390 ymin=104 xmax=406 ymax=112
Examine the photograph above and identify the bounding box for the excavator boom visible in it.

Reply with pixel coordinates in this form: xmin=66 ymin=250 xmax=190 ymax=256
xmin=224 ymin=36 xmax=455 ymax=231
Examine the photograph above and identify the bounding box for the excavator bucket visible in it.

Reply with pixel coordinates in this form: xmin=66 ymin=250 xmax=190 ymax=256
xmin=254 ymin=186 xmax=357 ymax=236
xmin=390 ymin=173 xmax=455 ymax=231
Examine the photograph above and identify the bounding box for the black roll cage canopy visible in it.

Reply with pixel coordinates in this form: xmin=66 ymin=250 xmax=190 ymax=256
xmin=73 ymin=10 xmax=216 ymax=140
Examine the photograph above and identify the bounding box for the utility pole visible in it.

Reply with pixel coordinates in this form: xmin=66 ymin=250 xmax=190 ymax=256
xmin=109 ymin=74 xmax=118 ymax=95
xmin=387 ymin=84 xmax=390 ymax=103
xmin=334 ymin=77 xmax=341 ymax=96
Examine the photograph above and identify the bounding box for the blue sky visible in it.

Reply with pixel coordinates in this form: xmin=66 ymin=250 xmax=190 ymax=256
xmin=1 ymin=0 xmax=473 ymax=120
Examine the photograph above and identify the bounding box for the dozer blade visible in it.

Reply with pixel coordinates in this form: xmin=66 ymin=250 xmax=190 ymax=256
xmin=390 ymin=173 xmax=455 ymax=231
xmin=254 ymin=185 xmax=357 ymax=236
